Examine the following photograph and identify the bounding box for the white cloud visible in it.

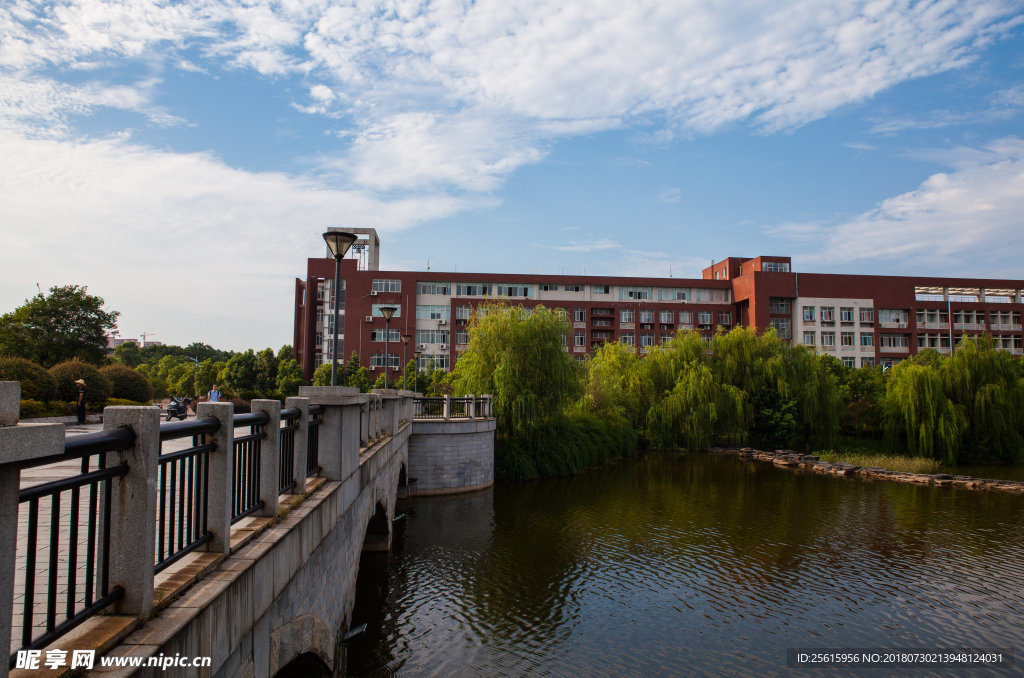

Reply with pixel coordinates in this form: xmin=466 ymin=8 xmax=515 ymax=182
xmin=844 ymin=141 xmax=877 ymax=150
xmin=658 ymin=187 xmax=682 ymax=204
xmin=783 ymin=137 xmax=1024 ymax=275
xmin=0 ymin=131 xmax=475 ymax=349
xmin=869 ymin=85 xmax=1024 ymax=133
xmin=553 ymin=238 xmax=622 ymax=253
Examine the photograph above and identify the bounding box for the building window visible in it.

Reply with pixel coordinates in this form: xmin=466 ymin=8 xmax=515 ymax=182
xmin=861 ymin=357 xmax=875 ymax=368
xmin=555 ymin=308 xmax=569 ymax=320
xmin=878 ymin=309 xmax=908 ymax=324
xmin=770 ymin=318 xmax=792 ymax=339
xmin=718 ymin=312 xmax=732 ymax=325
xmin=840 ymin=307 xmax=854 ymax=322
xmin=456 ymin=305 xmax=472 ymax=320
xmin=496 ymin=284 xmax=532 ymax=297
xmin=769 ymin=298 xmax=791 ymax=314
xmin=694 ymin=288 xmax=730 ymax=302
xmin=592 ymin=319 xmax=612 ymax=327
xmin=417 ymin=354 xmax=449 ymax=370
xmin=371 ymin=329 xmax=401 ymax=342
xmin=820 ymin=307 xmax=835 ymax=322
xmin=763 ymin=261 xmax=790 ymax=272
xmin=373 ymin=279 xmax=401 ymax=293
xmin=593 ymin=331 xmax=612 ymax=340
xmin=416 ymin=305 xmax=448 ymax=320
xmin=316 ymin=285 xmax=324 ymax=301
xmin=640 ymin=334 xmax=655 ymax=347
xmin=565 ymin=285 xmax=582 ymax=292
xmin=803 ymin=306 xmax=815 ymax=322
xmin=841 ymin=332 xmax=855 ymax=347
xmin=314 ymin=356 xmax=323 ymax=368
xmin=456 ymin=283 xmax=492 ymax=296
xmin=697 ymin=311 xmax=712 ymax=325
xmin=593 ymin=285 xmax=610 ymax=294
xmin=415 ymin=329 xmax=450 ymax=344
xmin=456 ymin=330 xmax=468 ymax=344
xmin=620 ymin=309 xmax=634 ymax=323
xmin=315 ymin=332 xmax=322 ymax=347
xmin=860 ymin=333 xmax=874 ymax=347
xmin=641 ymin=310 xmax=655 ymax=324
xmin=880 ymin=334 xmax=909 ymax=347
xmin=574 ymin=308 xmax=586 ymax=322
xmin=842 ymin=357 xmax=856 ymax=367
xmin=416 ymin=281 xmax=450 ymax=295
xmin=803 ymin=331 xmax=815 ymax=345
xmin=620 ymin=286 xmax=653 ymax=300
xmin=660 ymin=334 xmax=674 ymax=344
xmin=540 ymin=284 xmax=559 ymax=291
xmin=659 ymin=310 xmax=674 ymax=323
xmin=574 ymin=331 xmax=586 ymax=346
xmin=371 ymin=304 xmax=402 ymax=318
xmin=316 ymin=308 xmax=324 ymax=324
xmin=659 ymin=288 xmax=690 ymax=301
xmin=860 ymin=307 xmax=874 ymax=322
xmin=370 ymin=353 xmax=401 ymax=368
xmin=680 ymin=310 xmax=693 ymax=325
xmin=821 ymin=332 xmax=836 ymax=347
xmin=620 ymin=333 xmax=635 ymax=345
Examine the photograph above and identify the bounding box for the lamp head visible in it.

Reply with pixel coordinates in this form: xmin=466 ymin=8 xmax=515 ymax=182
xmin=379 ymin=306 xmax=398 ymax=322
xmin=400 ymin=334 xmax=412 ymax=345
xmin=413 ymin=350 xmax=422 ymax=360
xmin=322 ymin=230 xmax=358 ymax=259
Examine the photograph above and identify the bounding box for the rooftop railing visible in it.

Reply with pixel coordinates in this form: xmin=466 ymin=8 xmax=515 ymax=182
xmin=412 ymin=395 xmax=493 ymax=420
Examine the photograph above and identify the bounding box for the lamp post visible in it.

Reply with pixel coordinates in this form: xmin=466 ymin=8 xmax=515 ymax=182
xmin=400 ymin=334 xmax=412 ymax=390
xmin=322 ymin=231 xmax=358 ymax=386
xmin=413 ymin=350 xmax=421 ymax=393
xmin=379 ymin=306 xmax=398 ymax=389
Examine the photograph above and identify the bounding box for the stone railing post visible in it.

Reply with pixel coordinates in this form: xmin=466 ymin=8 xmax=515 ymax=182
xmin=284 ymin=397 xmax=309 ymax=492
xmin=469 ymin=394 xmax=476 ymax=419
xmin=103 ymin=406 xmax=160 ymax=617
xmin=251 ymin=400 xmax=280 ymax=517
xmin=1 ymin=383 xmax=63 ymax=673
xmin=443 ymin=394 xmax=451 ymax=420
xmin=197 ymin=402 xmax=233 ymax=553
xmin=360 ymin=399 xmax=369 ymax=447
xmin=298 ymin=387 xmax=363 ymax=481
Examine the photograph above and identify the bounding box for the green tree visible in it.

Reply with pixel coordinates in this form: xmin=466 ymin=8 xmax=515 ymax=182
xmin=255 ymin=348 xmax=278 ymax=394
xmin=0 ymin=285 xmax=119 ymax=367
xmin=278 ymin=344 xmax=293 ymax=362
xmin=0 ymin=357 xmax=56 ymax=401
xmin=349 ymin=367 xmax=372 ymax=393
xmin=195 ymin=359 xmax=219 ymax=396
xmin=112 ymin=341 xmax=142 ymax=367
xmin=99 ymin=364 xmax=154 ymax=403
xmin=344 ymin=351 xmax=361 ymax=384
xmin=221 ymin=350 xmax=258 ymax=394
xmin=50 ymin=359 xmax=113 ymax=404
xmin=373 ymin=371 xmax=388 ymax=390
xmin=276 ymin=359 xmax=305 ymax=397
xmin=312 ymin=363 xmax=332 ymax=386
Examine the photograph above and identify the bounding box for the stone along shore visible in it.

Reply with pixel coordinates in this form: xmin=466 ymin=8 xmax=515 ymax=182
xmin=708 ymin=447 xmax=1024 ymax=495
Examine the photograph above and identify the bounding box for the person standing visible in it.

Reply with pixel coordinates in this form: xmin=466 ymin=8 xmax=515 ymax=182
xmin=209 ymin=384 xmax=221 ymax=403
xmin=75 ymin=379 xmax=88 ymax=424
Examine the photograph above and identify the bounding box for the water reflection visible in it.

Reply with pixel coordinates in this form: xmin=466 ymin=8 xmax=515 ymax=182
xmin=348 ymin=454 xmax=1024 ymax=677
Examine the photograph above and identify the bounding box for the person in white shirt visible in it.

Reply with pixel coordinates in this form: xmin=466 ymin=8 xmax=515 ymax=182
xmin=209 ymin=384 xmax=221 ymax=403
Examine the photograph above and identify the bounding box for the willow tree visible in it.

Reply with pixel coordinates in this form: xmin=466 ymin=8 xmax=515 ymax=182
xmin=646 ymin=362 xmax=746 ymax=450
xmin=786 ymin=345 xmax=843 ymax=450
xmin=450 ymin=302 xmax=583 ymax=439
xmin=883 ymin=362 xmax=965 ymax=463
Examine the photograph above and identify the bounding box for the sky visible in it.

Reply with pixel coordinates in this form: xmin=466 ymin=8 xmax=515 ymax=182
xmin=1 ymin=0 xmax=1022 ymax=351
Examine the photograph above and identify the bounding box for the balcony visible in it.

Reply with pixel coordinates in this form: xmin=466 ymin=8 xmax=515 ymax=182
xmin=879 ymin=322 xmax=908 ymax=329
xmin=1015 ymin=325 xmax=1023 ymax=331
xmin=860 ymin=346 xmax=874 ymax=352
xmin=573 ymin=346 xmax=586 ymax=353
xmin=921 ymin=323 xmax=949 ymax=330
xmin=841 ymin=346 xmax=855 ymax=351
xmin=574 ymin=321 xmax=586 ymax=329
xmin=802 ymin=320 xmax=816 ymax=326
xmin=880 ymin=345 xmax=910 ymax=353
xmin=990 ymin=323 xmax=1015 ymax=331
xmin=680 ymin=324 xmax=694 ymax=330
xmin=620 ymin=322 xmax=635 ymax=330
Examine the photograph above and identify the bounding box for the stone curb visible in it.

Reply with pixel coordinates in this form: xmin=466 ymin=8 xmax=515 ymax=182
xmin=707 ymin=446 xmax=1024 ymax=494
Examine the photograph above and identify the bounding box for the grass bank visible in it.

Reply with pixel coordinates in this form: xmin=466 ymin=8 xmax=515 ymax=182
xmin=815 ymin=450 xmax=941 ymax=474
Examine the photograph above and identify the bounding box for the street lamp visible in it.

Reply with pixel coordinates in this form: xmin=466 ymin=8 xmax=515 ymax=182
xmin=413 ymin=350 xmax=422 ymax=393
xmin=322 ymin=231 xmax=358 ymax=386
xmin=379 ymin=306 xmax=398 ymax=389
xmin=400 ymin=334 xmax=412 ymax=390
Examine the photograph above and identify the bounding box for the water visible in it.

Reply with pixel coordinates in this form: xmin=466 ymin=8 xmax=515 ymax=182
xmin=347 ymin=454 xmax=1024 ymax=677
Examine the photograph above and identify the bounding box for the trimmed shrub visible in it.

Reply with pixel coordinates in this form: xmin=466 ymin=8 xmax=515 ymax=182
xmin=49 ymin=359 xmax=112 ymax=404
xmin=19 ymin=399 xmax=46 ymax=419
xmin=230 ymin=397 xmax=251 ymax=414
xmin=99 ymin=365 xmax=154 ymax=403
xmin=0 ymin=357 xmax=56 ymax=401
xmin=107 ymin=398 xmax=148 ymax=407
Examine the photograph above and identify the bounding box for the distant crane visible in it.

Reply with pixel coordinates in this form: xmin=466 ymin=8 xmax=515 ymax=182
xmin=140 ymin=331 xmax=156 ymax=347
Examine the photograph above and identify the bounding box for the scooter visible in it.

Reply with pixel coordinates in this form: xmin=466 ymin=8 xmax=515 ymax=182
xmin=166 ymin=396 xmax=193 ymax=421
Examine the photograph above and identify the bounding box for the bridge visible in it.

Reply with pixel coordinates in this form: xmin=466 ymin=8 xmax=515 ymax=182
xmin=0 ymin=383 xmax=495 ymax=678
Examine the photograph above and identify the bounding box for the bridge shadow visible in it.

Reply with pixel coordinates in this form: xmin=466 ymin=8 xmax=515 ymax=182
xmin=275 ymin=651 xmax=333 ymax=678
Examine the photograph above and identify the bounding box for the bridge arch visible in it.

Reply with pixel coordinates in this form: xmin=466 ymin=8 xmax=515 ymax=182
xmin=269 ymin=614 xmax=335 ymax=678
xmin=363 ymin=500 xmax=390 ymax=551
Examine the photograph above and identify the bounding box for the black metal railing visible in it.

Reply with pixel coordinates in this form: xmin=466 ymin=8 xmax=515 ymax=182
xmin=155 ymin=417 xmax=220 ymax=573
xmin=11 ymin=427 xmax=135 ymax=665
xmin=306 ymin=405 xmax=322 ymax=477
xmin=231 ymin=412 xmax=269 ymax=523
xmin=449 ymin=397 xmax=469 ymax=418
xmin=413 ymin=397 xmax=445 ymax=419
xmin=279 ymin=408 xmax=300 ymax=494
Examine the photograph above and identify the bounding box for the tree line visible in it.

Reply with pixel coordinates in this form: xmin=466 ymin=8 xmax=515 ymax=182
xmin=446 ymin=302 xmax=1024 ymax=480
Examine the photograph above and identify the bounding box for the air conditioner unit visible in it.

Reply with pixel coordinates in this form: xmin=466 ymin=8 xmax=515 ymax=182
xmin=439 ymin=344 xmax=449 ymax=350
xmin=391 ymin=366 xmax=400 ymax=372
xmin=438 ymin=319 xmax=447 ymax=325
xmin=369 ymin=365 xmax=376 ymax=370
xmin=365 ymin=316 xmax=374 ymax=322
xmin=370 ymin=290 xmax=378 ymax=296
xmin=417 ymin=343 xmax=426 ymax=350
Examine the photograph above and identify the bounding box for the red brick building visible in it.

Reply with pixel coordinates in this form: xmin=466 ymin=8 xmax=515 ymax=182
xmin=293 ymin=231 xmax=1023 ymax=382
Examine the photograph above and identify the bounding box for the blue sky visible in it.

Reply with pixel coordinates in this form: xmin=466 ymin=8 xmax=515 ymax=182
xmin=1 ymin=0 xmax=1022 ymax=350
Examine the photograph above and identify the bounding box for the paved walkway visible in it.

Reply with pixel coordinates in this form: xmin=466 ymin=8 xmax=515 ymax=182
xmin=11 ymin=417 xmax=275 ymax=657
